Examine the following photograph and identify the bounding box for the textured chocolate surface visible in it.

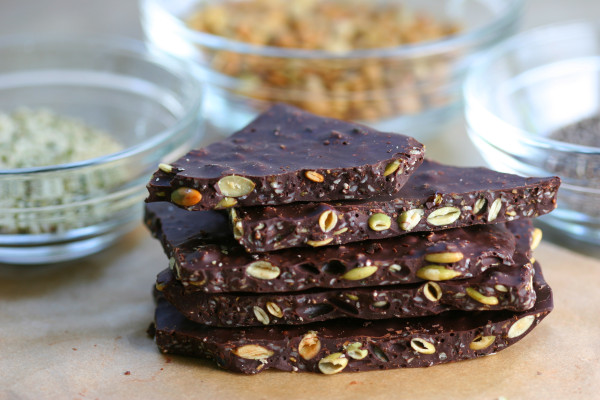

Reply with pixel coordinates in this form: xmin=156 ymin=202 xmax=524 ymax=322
xmin=231 ymin=159 xmax=560 ymax=252
xmin=146 ymin=104 xmax=424 ymax=210
xmin=145 ymin=203 xmax=532 ymax=293
xmin=156 ymin=260 xmax=535 ymax=327
xmin=152 ymin=263 xmax=553 ymax=374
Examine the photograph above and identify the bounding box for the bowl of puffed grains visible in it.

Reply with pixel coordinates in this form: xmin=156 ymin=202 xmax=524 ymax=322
xmin=0 ymin=35 xmax=204 ymax=264
xmin=141 ymin=0 xmax=523 ymax=141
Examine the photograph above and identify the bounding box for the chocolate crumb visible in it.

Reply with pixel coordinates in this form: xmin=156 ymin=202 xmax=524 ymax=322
xmin=147 ymin=322 xmax=156 ymax=338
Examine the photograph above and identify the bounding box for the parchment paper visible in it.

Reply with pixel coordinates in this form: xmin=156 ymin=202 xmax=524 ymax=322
xmin=1 ymin=225 xmax=599 ymax=400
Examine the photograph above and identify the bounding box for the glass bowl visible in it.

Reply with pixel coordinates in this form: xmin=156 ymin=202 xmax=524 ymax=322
xmin=0 ymin=36 xmax=204 ymax=265
xmin=140 ymin=0 xmax=522 ymax=141
xmin=464 ymin=21 xmax=600 ymax=246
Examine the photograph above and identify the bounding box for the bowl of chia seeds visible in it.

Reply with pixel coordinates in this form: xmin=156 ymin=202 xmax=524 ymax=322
xmin=0 ymin=35 xmax=204 ymax=264
xmin=464 ymin=21 xmax=600 ymax=246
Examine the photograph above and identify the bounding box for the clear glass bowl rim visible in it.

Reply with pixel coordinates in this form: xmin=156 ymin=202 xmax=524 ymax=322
xmin=464 ymin=20 xmax=600 ymax=156
xmin=0 ymin=34 xmax=204 ymax=175
xmin=142 ymin=0 xmax=524 ymax=59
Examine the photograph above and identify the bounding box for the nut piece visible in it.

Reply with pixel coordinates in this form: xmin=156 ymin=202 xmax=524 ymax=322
xmin=171 ymin=187 xmax=202 ymax=207
xmin=389 ymin=264 xmax=402 ymax=272
xmin=155 ymin=281 xmax=166 ymax=292
xmin=318 ymin=353 xmax=348 ymax=375
xmin=169 ymin=258 xmax=180 ymax=280
xmin=368 ymin=213 xmax=392 ymax=231
xmin=346 ymin=294 xmax=359 ymax=301
xmin=345 ymin=342 xmax=368 ymax=360
xmin=158 ymin=163 xmax=174 ymax=173
xmin=398 ymin=208 xmax=424 ymax=231
xmin=246 ymin=261 xmax=281 ymax=280
xmin=531 ymin=228 xmax=543 ymax=250
xmin=494 ymin=284 xmax=508 ymax=292
xmin=333 ymin=227 xmax=348 ymax=236
xmin=232 ymin=344 xmax=274 ymax=360
xmin=424 ymin=251 xmax=464 ymax=264
xmin=507 ymin=315 xmax=535 ymax=338
xmin=342 ymin=266 xmax=378 ymax=281
xmin=305 ymin=170 xmax=325 ymax=183
xmin=188 ymin=279 xmax=207 ymax=287
xmin=384 ymin=160 xmax=402 ymax=176
xmin=253 ymin=306 xmax=270 ymax=325
xmin=466 ymin=287 xmax=499 ymax=305
xmin=217 ymin=175 xmax=256 ymax=197
xmin=229 ymin=207 xmax=238 ymax=222
xmin=416 ymin=265 xmax=462 ymax=281
xmin=427 ymin=207 xmax=461 ymax=226
xmin=233 ymin=221 xmax=244 ymax=240
xmin=318 ymin=210 xmax=338 ymax=233
xmin=230 ymin=208 xmax=243 ymax=238
xmin=298 ymin=331 xmax=321 ymax=360
xmin=306 ymin=238 xmax=334 ymax=247
xmin=469 ymin=335 xmax=496 ymax=350
xmin=266 ymin=302 xmax=283 ymax=318
xmin=215 ymin=196 xmax=238 ymax=209
xmin=410 ymin=338 xmax=436 ymax=354
xmin=373 ymin=300 xmax=388 ymax=308
xmin=473 ymin=197 xmax=486 ymax=214
xmin=488 ymin=198 xmax=502 ymax=222
xmin=423 ymin=282 xmax=442 ymax=302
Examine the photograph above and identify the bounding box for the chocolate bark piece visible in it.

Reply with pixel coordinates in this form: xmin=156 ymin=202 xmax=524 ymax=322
xmin=156 ymin=216 xmax=535 ymax=326
xmin=156 ymin=260 xmax=536 ymax=327
xmin=231 ymin=159 xmax=560 ymax=252
xmin=145 ymin=203 xmax=528 ymax=293
xmin=146 ymin=104 xmax=424 ymax=210
xmin=152 ymin=262 xmax=553 ymax=374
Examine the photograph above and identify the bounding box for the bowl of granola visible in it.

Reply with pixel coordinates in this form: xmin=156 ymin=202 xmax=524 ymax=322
xmin=141 ymin=0 xmax=523 ymax=141
xmin=0 ymin=35 xmax=204 ymax=264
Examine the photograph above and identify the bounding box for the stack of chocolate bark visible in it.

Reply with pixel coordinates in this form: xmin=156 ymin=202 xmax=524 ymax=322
xmin=145 ymin=105 xmax=560 ymax=374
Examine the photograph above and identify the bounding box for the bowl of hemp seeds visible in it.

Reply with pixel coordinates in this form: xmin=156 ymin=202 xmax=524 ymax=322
xmin=0 ymin=35 xmax=204 ymax=264
xmin=464 ymin=21 xmax=600 ymax=246
xmin=141 ymin=0 xmax=523 ymax=142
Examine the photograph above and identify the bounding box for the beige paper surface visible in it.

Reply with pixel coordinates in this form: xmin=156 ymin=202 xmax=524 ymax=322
xmin=1 ymin=225 xmax=599 ymax=400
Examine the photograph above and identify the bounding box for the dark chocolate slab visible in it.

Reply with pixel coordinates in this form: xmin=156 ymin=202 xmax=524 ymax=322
xmin=145 ymin=203 xmax=531 ymax=293
xmin=156 ymin=260 xmax=535 ymax=327
xmin=231 ymin=159 xmax=560 ymax=252
xmin=152 ymin=262 xmax=552 ymax=374
xmin=146 ymin=104 xmax=424 ymax=210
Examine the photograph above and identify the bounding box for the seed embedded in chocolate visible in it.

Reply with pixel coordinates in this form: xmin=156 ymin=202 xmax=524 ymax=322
xmin=368 ymin=213 xmax=392 ymax=231
xmin=171 ymin=187 xmax=202 ymax=207
xmin=305 ymin=170 xmax=325 ymax=183
xmin=469 ymin=335 xmax=496 ymax=350
xmin=318 ymin=353 xmax=348 ymax=375
xmin=217 ymin=175 xmax=256 ymax=197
